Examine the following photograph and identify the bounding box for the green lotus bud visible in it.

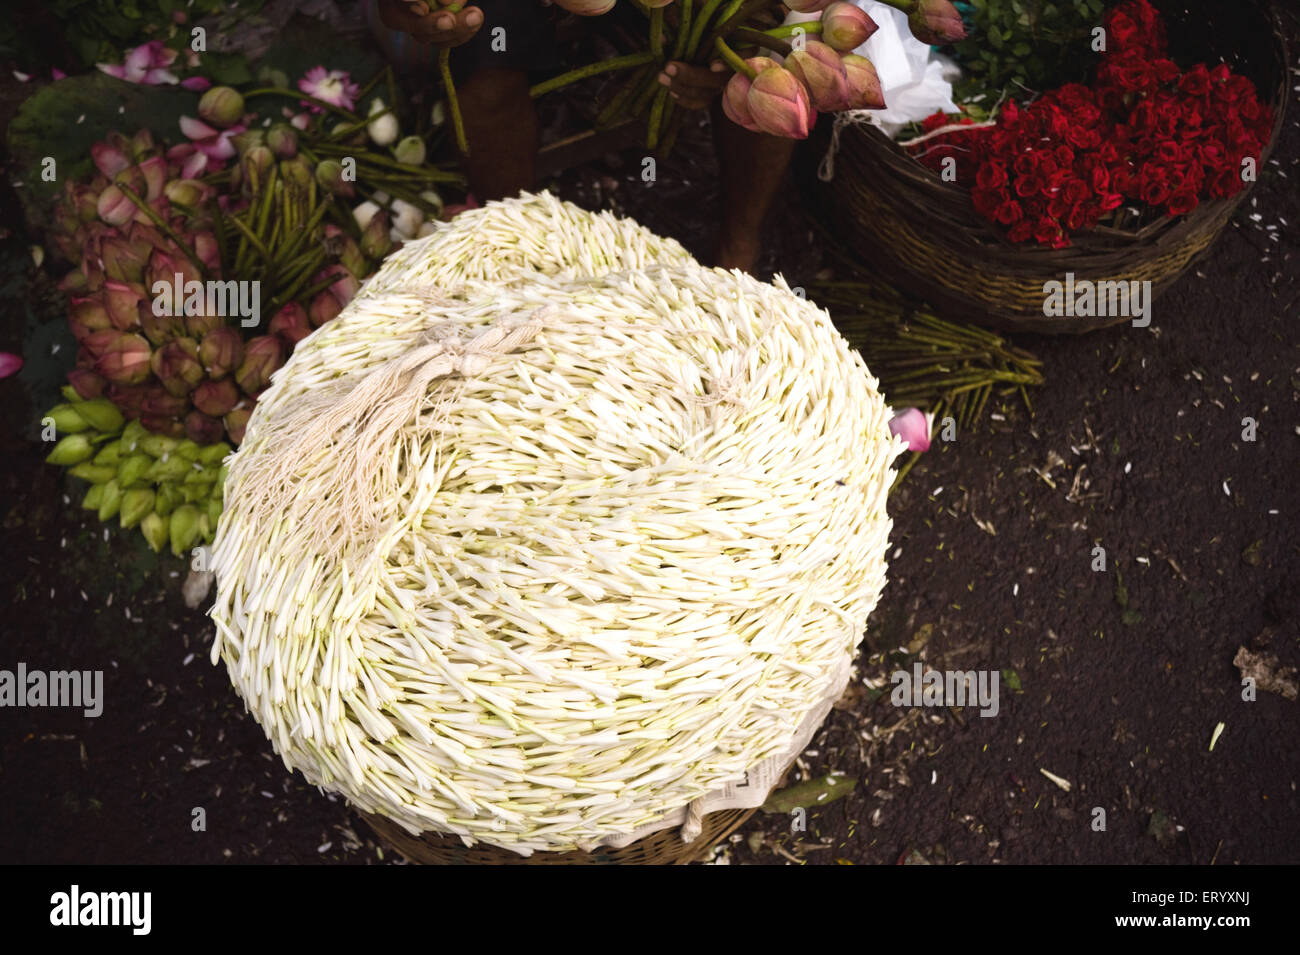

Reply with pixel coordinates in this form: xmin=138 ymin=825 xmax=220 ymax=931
xmin=173 ymin=439 xmax=202 ymax=461
xmin=198 ymin=86 xmax=246 ymax=129
xmin=148 ymin=455 xmax=192 ymax=483
xmin=46 ymin=403 xmax=90 ymax=433
xmin=198 ymin=511 xmax=213 ymax=542
xmin=180 ymin=483 xmax=208 ymax=503
xmin=214 ymin=463 xmax=228 ymax=500
xmin=206 ymin=496 xmax=223 ymax=530
xmin=116 ymin=454 xmax=152 ymax=488
xmin=138 ymin=433 xmax=179 ymax=458
xmin=60 ymin=385 xmax=80 ymax=403
xmin=93 ymin=439 xmax=123 ymax=467
xmin=119 ymin=488 xmax=155 ymax=528
xmin=97 ymin=479 xmax=123 ymax=522
xmin=393 ymin=135 xmax=426 ymax=166
xmin=46 ymin=433 xmax=95 ymax=466
xmin=154 ymin=482 xmax=181 ymax=518
xmin=120 ymin=419 xmax=148 ymax=450
xmin=197 ymin=442 xmax=232 ymax=467
xmin=82 ymin=483 xmax=105 ymax=511
xmin=266 ymin=123 xmax=299 ymax=159
xmin=169 ymin=504 xmax=201 ymax=557
xmin=68 ymin=463 xmax=117 ymax=484
xmin=73 ymin=398 xmax=125 ymax=433
xmin=141 ymin=511 xmax=169 ymax=552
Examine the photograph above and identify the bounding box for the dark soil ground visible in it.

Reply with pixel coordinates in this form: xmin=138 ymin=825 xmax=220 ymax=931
xmin=1 ymin=9 xmax=1297 ymax=866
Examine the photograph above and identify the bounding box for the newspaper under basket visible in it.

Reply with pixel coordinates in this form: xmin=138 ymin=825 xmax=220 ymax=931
xmin=209 ymin=195 xmax=901 ymax=856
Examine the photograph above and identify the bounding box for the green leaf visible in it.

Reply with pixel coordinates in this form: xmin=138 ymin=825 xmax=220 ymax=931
xmin=761 ymin=774 xmax=857 ymax=814
xmin=1001 ymin=668 xmax=1023 ymax=692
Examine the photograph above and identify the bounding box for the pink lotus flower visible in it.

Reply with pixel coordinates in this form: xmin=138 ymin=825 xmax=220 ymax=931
xmin=841 ymin=54 xmax=886 ymax=109
xmin=97 ymin=41 xmax=179 ymax=86
xmin=888 ymin=407 xmax=931 ymax=452
xmin=0 ymin=351 xmax=22 ymax=379
xmin=91 ymin=140 xmax=132 ymax=179
xmin=907 ymin=0 xmax=967 ymax=45
xmin=748 ymin=66 xmax=816 ymax=139
xmin=722 ymin=57 xmax=776 ymax=132
xmin=785 ymin=41 xmax=852 ymax=111
xmin=179 ymin=116 xmax=246 ymax=162
xmin=297 ymin=67 xmax=360 ymax=112
xmin=821 ymin=2 xmax=879 ymax=52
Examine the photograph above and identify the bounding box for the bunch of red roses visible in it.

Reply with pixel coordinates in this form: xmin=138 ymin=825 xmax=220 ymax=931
xmin=912 ymin=0 xmax=1273 ymax=248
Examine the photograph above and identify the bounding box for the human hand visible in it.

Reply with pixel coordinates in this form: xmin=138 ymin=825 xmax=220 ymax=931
xmin=657 ymin=60 xmax=730 ymax=110
xmin=378 ymin=0 xmax=484 ymax=48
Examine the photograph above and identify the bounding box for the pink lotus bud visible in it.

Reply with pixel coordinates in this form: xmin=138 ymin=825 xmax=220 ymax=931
xmin=91 ymin=141 xmax=132 ymax=179
xmin=164 ymin=178 xmax=210 ymax=208
xmin=141 ymin=414 xmax=186 ymax=438
xmin=106 ymin=383 xmax=149 ymax=419
xmin=67 ymin=368 xmax=106 ymax=398
xmin=138 ymin=156 xmax=167 ymax=201
xmin=180 ymin=76 xmax=211 ymax=92
xmin=747 ymin=66 xmax=815 ymax=139
xmin=198 ymin=86 xmax=246 ymax=129
xmin=888 ymin=407 xmax=931 ymax=452
xmin=199 ymin=327 xmax=244 ymax=379
xmin=103 ymin=281 xmax=146 ymax=330
xmin=151 ymin=337 xmax=204 ymax=396
xmin=72 ymin=184 xmax=101 ymax=223
xmin=234 ymin=335 xmax=283 ymax=393
xmin=82 ymin=328 xmax=124 ymax=362
xmin=192 ymin=231 xmax=221 ymax=272
xmin=100 ymin=235 xmax=149 ymax=283
xmin=140 ymin=386 xmax=190 ymax=418
xmin=69 ymin=296 xmax=113 ymax=341
xmin=185 ymin=410 xmax=224 ymax=445
xmin=821 ymin=2 xmax=878 ymax=52
xmin=146 ymin=249 xmax=201 ymax=298
xmin=141 ymin=307 xmax=187 ymax=347
xmin=224 ymin=403 xmax=253 ymax=445
xmin=96 ymin=185 xmax=136 ymax=226
xmin=908 ymin=0 xmax=966 ymax=45
xmin=0 ymin=351 xmax=22 ymax=379
xmin=184 ymin=310 xmax=223 ymax=340
xmin=129 ymin=128 xmax=156 ymax=160
xmin=192 ymin=378 xmax=240 ymax=417
xmin=96 ymin=332 xmax=153 ymax=386
xmin=360 ymin=209 xmax=392 ymax=259
xmin=722 ymin=57 xmax=776 ymax=132
xmin=308 ymin=290 xmax=342 ymax=327
xmin=314 ymin=159 xmax=354 ymax=198
xmin=786 ymin=40 xmax=852 ymax=111
xmin=269 ymin=303 xmax=311 ymax=346
xmin=241 ymin=145 xmax=275 ymax=194
xmin=266 ymin=123 xmax=299 ymax=159
xmin=840 ymin=54 xmax=886 ymax=109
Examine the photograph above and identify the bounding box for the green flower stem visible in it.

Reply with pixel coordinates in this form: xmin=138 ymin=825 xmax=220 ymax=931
xmin=672 ymin=0 xmax=694 ymax=59
xmin=647 ymin=87 xmax=670 ymax=149
xmin=528 ymin=51 xmax=659 ymax=99
xmin=226 ymin=214 xmax=273 ymax=267
xmin=114 ymin=183 xmax=207 ymax=277
xmin=762 ymin=21 xmax=824 ymax=39
xmin=732 ymin=27 xmax=792 ymax=57
xmin=439 ymin=47 xmax=470 ymax=155
xmin=876 ymin=0 xmax=914 ymax=12
xmin=713 ymin=38 xmax=756 ymax=79
xmin=651 ymin=6 xmax=665 ymax=58
xmin=596 ymin=64 xmax=654 ymax=128
xmin=704 ymin=0 xmax=771 ymax=54
xmin=241 ymin=87 xmax=361 ymax=124
xmin=685 ymin=0 xmax=728 ymax=60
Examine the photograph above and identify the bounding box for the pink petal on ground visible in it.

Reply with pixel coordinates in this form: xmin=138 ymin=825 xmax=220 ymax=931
xmin=179 ymin=115 xmax=218 ymax=140
xmin=0 ymin=351 xmax=23 ymax=378
xmin=180 ymin=76 xmax=212 ymax=91
xmin=52 ymin=68 xmax=67 ymax=80
xmin=96 ymin=63 xmax=129 ymax=80
xmin=142 ymin=68 xmax=179 ymax=85
xmin=888 ymin=407 xmax=931 ymax=452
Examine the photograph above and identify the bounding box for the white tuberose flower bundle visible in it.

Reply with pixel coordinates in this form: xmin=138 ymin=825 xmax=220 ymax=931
xmin=209 ymin=192 xmax=901 ymax=854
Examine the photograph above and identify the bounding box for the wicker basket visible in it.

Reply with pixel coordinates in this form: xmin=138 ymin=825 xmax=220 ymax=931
xmin=802 ymin=0 xmax=1289 ymax=334
xmin=362 ymin=806 xmax=761 ymax=865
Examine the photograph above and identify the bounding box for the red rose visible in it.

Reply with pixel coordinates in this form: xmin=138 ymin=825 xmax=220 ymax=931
xmin=1006 ymin=220 xmax=1034 ymax=243
xmin=1180 ymin=64 xmax=1211 ymax=97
